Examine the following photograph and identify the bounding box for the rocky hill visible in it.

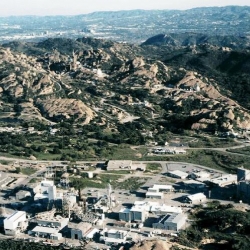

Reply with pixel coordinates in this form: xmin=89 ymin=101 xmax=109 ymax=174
xmin=142 ymin=33 xmax=250 ymax=49
xmin=1 ymin=36 xmax=250 ymax=134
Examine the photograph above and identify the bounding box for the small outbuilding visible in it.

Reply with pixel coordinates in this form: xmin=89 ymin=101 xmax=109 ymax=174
xmin=68 ymin=222 xmax=92 ymax=240
xmin=168 ymin=170 xmax=188 ymax=179
xmin=184 ymin=193 xmax=206 ymax=204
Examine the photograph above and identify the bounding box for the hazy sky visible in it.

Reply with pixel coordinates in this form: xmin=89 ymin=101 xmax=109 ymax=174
xmin=0 ymin=0 xmax=249 ymax=16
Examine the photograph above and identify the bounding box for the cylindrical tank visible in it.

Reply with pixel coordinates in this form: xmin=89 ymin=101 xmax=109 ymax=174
xmin=88 ymin=172 xmax=93 ymax=178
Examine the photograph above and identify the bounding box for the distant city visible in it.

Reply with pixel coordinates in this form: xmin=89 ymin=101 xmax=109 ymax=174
xmin=0 ymin=6 xmax=250 ymax=44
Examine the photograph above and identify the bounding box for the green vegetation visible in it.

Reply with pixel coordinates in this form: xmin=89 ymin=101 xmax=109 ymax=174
xmin=71 ymin=174 xmax=121 ymax=191
xmin=188 ymin=137 xmax=239 ymax=148
xmin=0 ymin=160 xmax=11 ymax=165
xmin=144 ymin=149 xmax=250 ymax=173
xmin=175 ymin=203 xmax=250 ymax=249
xmin=113 ymin=177 xmax=148 ymax=191
xmin=146 ymin=163 xmax=162 ymax=173
xmin=29 ymin=178 xmax=38 ymax=183
xmin=70 ymin=174 xmax=147 ymax=192
xmin=21 ymin=167 xmax=37 ymax=175
xmin=0 ymin=239 xmax=81 ymax=249
xmin=227 ymin=146 xmax=250 ymax=155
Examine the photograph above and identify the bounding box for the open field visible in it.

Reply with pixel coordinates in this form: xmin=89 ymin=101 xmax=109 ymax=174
xmin=143 ymin=149 xmax=250 ymax=173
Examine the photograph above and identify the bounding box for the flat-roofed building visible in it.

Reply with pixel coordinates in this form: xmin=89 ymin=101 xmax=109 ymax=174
xmin=208 ymin=174 xmax=237 ymax=187
xmin=146 ymin=191 xmax=163 ymax=199
xmin=119 ymin=208 xmax=131 ymax=222
xmin=150 ymin=184 xmax=174 ymax=192
xmin=150 ymin=204 xmax=182 ymax=215
xmin=68 ymin=222 xmax=92 ymax=240
xmin=29 ymin=226 xmax=62 ymax=240
xmin=4 ymin=211 xmax=27 ymax=236
xmin=184 ymin=193 xmax=206 ymax=204
xmin=107 ymin=160 xmax=132 ymax=170
xmin=130 ymin=205 xmax=148 ymax=222
xmin=101 ymin=229 xmax=128 ymax=245
xmin=168 ymin=170 xmax=188 ymax=179
xmin=164 ymin=213 xmax=187 ymax=231
xmin=153 ymin=213 xmax=186 ymax=231
xmin=35 ymin=214 xmax=69 ymax=229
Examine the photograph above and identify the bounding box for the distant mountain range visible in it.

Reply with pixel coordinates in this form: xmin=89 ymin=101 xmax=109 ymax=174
xmin=0 ymin=6 xmax=250 ymax=44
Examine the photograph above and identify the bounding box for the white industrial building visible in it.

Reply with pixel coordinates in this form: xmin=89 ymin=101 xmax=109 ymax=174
xmin=34 ymin=179 xmax=60 ymax=201
xmin=153 ymin=213 xmax=187 ymax=231
xmin=4 ymin=211 xmax=27 ymax=236
xmin=68 ymin=222 xmax=92 ymax=240
xmin=184 ymin=193 xmax=207 ymax=204
xmin=148 ymin=184 xmax=174 ymax=193
xmin=208 ymin=174 xmax=237 ymax=187
xmin=130 ymin=205 xmax=148 ymax=222
xmin=29 ymin=212 xmax=69 ymax=240
xmin=145 ymin=191 xmax=163 ymax=199
xmin=29 ymin=226 xmax=62 ymax=240
xmin=119 ymin=201 xmax=182 ymax=222
xmin=101 ymin=229 xmax=128 ymax=245
xmin=168 ymin=170 xmax=188 ymax=179
xmin=150 ymin=204 xmax=182 ymax=215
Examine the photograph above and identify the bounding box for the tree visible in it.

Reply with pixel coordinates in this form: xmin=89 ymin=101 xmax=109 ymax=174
xmin=71 ymin=177 xmax=86 ymax=201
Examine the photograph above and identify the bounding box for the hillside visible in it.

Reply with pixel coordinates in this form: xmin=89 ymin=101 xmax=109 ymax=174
xmin=0 ymin=36 xmax=250 ymax=138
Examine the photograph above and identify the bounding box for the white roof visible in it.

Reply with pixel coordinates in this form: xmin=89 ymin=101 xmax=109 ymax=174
xmin=169 ymin=170 xmax=188 ymax=178
xmin=152 ymin=184 xmax=173 ymax=190
xmin=5 ymin=211 xmax=26 ymax=222
xmin=210 ymin=174 xmax=237 ymax=186
xmin=130 ymin=205 xmax=146 ymax=212
xmin=134 ymin=201 xmax=159 ymax=207
xmin=146 ymin=191 xmax=163 ymax=198
xmin=85 ymin=228 xmax=99 ymax=239
xmin=31 ymin=226 xmax=59 ymax=234
xmin=41 ymin=180 xmax=54 ymax=187
xmin=150 ymin=205 xmax=182 ymax=214
xmin=119 ymin=208 xmax=131 ymax=213
xmin=187 ymin=193 xmax=206 ymax=201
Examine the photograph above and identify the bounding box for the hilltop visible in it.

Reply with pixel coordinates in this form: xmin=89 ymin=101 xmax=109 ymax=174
xmin=0 ymin=35 xmax=250 ymax=137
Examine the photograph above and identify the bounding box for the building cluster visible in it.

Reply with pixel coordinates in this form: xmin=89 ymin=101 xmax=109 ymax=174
xmin=118 ymin=199 xmax=186 ymax=234
xmin=106 ymin=160 xmax=146 ymax=171
xmin=1 ymin=164 xmax=250 ymax=248
xmin=152 ymin=147 xmax=186 ymax=155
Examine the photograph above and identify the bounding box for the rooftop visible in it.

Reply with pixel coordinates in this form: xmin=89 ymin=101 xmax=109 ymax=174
xmin=31 ymin=225 xmax=59 ymax=234
xmin=169 ymin=170 xmax=188 ymax=177
xmin=210 ymin=174 xmax=237 ymax=186
xmin=165 ymin=213 xmax=186 ymax=224
xmin=5 ymin=211 xmax=26 ymax=222
xmin=187 ymin=193 xmax=206 ymax=201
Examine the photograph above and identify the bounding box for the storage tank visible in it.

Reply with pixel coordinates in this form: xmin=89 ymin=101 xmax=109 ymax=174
xmin=87 ymin=172 xmax=94 ymax=178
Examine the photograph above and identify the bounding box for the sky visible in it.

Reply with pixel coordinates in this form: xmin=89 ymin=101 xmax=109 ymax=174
xmin=0 ymin=0 xmax=249 ymax=16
